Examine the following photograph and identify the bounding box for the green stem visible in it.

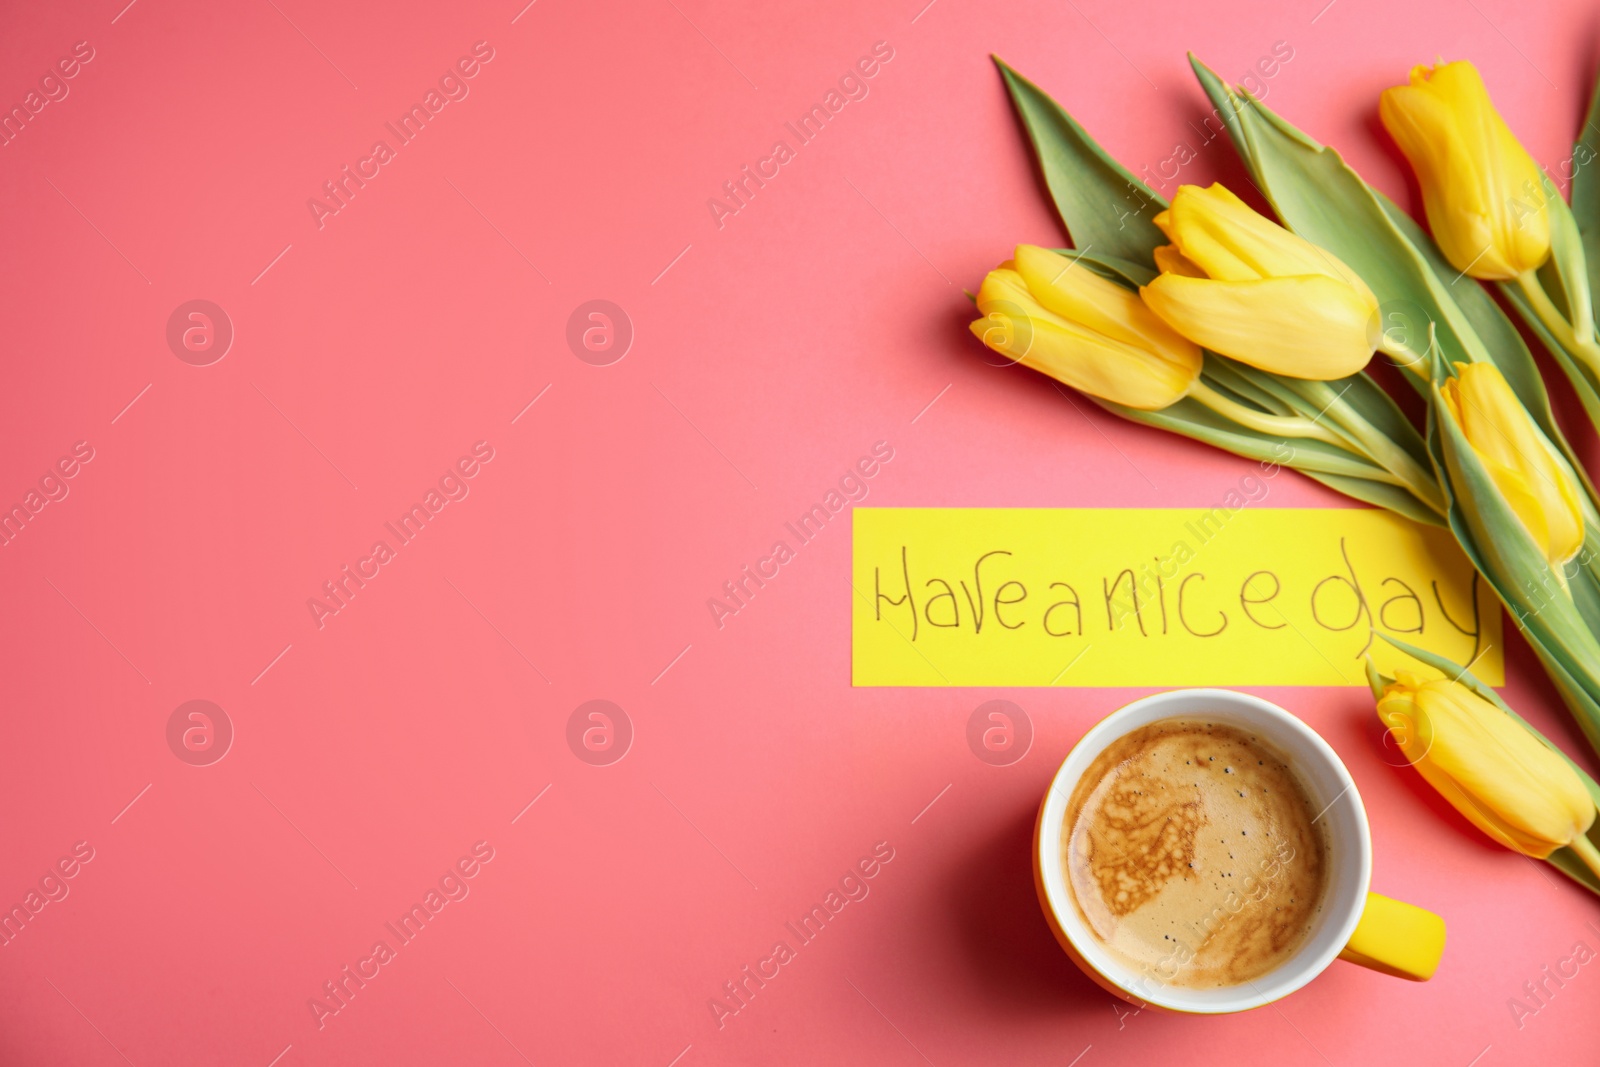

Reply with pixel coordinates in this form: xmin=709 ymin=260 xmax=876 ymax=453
xmin=1568 ymin=832 xmax=1600 ymax=883
xmin=1375 ymin=336 xmax=1431 ymax=380
xmin=1188 ymin=380 xmax=1349 ymax=449
xmin=1317 ymin=392 xmax=1448 ymax=518
xmin=1518 ymin=270 xmax=1600 ymax=371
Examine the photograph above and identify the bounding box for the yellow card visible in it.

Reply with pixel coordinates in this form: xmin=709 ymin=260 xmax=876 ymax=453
xmin=851 ymin=508 xmax=1501 ymax=687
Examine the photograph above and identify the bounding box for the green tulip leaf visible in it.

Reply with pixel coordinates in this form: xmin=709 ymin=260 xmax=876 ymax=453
xmin=1095 ymin=394 xmax=1377 ymax=479
xmin=1310 ymin=371 xmax=1432 ymax=470
xmin=1567 ymin=554 xmax=1600 ymax=643
xmin=1364 ymin=656 xmax=1394 ymax=701
xmin=1571 ymin=63 xmax=1600 ymax=322
xmin=1297 ymin=471 xmax=1442 ymax=526
xmin=1091 ymin=393 xmax=1441 ymax=524
xmin=994 ymin=58 xmax=1167 ymax=266
xmin=1543 ymin=175 xmax=1594 ymax=331
xmin=1500 ymin=282 xmax=1600 ymax=436
xmin=1194 ymin=357 xmax=1437 ymax=509
xmin=1525 ymin=637 xmax=1600 ymax=773
xmin=1205 ymin=363 xmax=1440 ymax=519
xmin=1546 ymin=843 xmax=1600 ymax=898
xmin=1199 ymin=358 xmax=1302 ymax=418
xmin=1559 ymin=523 xmax=1600 ymax=640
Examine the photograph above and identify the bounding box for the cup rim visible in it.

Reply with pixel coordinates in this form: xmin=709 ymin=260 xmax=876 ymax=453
xmin=1036 ymin=688 xmax=1372 ymax=1013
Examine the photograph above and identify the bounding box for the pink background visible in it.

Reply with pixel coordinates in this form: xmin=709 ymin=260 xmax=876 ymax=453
xmin=2 ymin=0 xmax=1597 ymax=1063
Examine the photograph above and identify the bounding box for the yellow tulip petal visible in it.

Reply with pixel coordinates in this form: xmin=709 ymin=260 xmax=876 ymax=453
xmin=1409 ymin=751 xmax=1558 ymax=856
xmin=1153 ymin=244 xmax=1206 ymax=278
xmin=1444 ymin=362 xmax=1585 ymax=566
xmin=1023 ymin=318 xmax=1199 ymax=410
xmin=969 ymin=263 xmax=1199 ymax=410
xmin=1163 ymin=185 xmax=1378 ymax=306
xmin=1415 ymin=682 xmax=1593 ymax=855
xmin=1377 ymin=679 xmax=1430 ymax=763
xmin=1379 ymin=61 xmax=1549 ymax=279
xmin=1141 ymin=273 xmax=1375 ymax=379
xmin=1013 ymin=244 xmax=1201 ymax=361
xmin=1378 ymin=674 xmax=1596 ymax=859
xmin=969 ymin=311 xmax=1195 ymax=410
xmin=1450 ymin=363 xmax=1555 ymax=470
xmin=1489 ymin=467 xmax=1561 ymax=562
xmin=1164 ymin=184 xmax=1282 ymax=280
xmin=975 ymin=267 xmax=1046 ymax=318
xmin=1379 ymin=684 xmax=1538 ymax=851
xmin=1152 ymin=209 xmax=1176 ymax=242
xmin=1439 ymin=373 xmax=1465 ymax=428
xmin=1381 ymin=84 xmax=1516 ymax=278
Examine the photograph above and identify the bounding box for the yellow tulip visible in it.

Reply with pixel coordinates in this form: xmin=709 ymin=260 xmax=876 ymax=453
xmin=1379 ymin=60 xmax=1550 ymax=281
xmin=1139 ymin=184 xmax=1380 ymax=380
xmin=1377 ymin=671 xmax=1596 ymax=858
xmin=969 ymin=245 xmax=1202 ymax=410
xmin=1440 ymin=362 xmax=1585 ymax=570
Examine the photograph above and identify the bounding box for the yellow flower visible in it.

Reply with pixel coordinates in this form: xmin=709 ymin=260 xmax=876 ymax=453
xmin=1441 ymin=362 xmax=1585 ymax=569
xmin=1139 ymin=184 xmax=1380 ymax=380
xmin=1380 ymin=60 xmax=1549 ymax=281
xmin=1377 ymin=671 xmax=1595 ymax=858
xmin=969 ymin=244 xmax=1202 ymax=410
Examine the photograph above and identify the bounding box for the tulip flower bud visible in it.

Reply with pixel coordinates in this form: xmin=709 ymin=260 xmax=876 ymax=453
xmin=969 ymin=245 xmax=1202 ymax=410
xmin=1379 ymin=61 xmax=1550 ymax=281
xmin=1378 ymin=671 xmax=1596 ymax=858
xmin=1440 ymin=362 xmax=1585 ymax=571
xmin=1139 ymin=184 xmax=1380 ymax=380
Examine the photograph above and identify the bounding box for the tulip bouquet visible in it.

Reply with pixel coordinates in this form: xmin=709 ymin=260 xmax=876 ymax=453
xmin=971 ymin=54 xmax=1600 ymax=893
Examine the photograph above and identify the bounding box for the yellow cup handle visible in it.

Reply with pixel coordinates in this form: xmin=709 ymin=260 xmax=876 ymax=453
xmin=1336 ymin=892 xmax=1446 ymax=981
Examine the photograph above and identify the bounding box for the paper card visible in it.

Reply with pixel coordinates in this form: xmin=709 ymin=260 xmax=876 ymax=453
xmin=851 ymin=508 xmax=1501 ymax=687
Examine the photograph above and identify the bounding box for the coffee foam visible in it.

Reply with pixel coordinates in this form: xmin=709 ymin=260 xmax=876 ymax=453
xmin=1062 ymin=719 xmax=1328 ymax=990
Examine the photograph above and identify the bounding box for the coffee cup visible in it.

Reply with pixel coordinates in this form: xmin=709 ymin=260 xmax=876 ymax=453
xmin=1033 ymin=687 xmax=1445 ymax=1013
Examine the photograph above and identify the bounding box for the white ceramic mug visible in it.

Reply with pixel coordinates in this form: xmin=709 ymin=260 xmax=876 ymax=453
xmin=1033 ymin=687 xmax=1445 ymax=1014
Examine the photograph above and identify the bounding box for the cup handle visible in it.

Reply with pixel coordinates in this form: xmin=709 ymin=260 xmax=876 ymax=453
xmin=1336 ymin=891 xmax=1446 ymax=981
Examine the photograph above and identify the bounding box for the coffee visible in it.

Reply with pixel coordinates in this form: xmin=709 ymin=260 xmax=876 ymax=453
xmin=1061 ymin=718 xmax=1329 ymax=989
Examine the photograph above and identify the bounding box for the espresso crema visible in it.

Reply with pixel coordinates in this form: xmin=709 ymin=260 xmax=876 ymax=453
xmin=1062 ymin=719 xmax=1329 ymax=989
